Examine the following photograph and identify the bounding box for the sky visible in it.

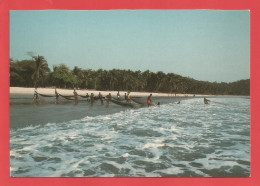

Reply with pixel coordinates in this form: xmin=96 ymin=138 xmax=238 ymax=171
xmin=10 ymin=10 xmax=250 ymax=83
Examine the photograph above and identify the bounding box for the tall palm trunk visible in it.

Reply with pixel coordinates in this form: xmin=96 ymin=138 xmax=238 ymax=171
xmin=31 ymin=55 xmax=49 ymax=88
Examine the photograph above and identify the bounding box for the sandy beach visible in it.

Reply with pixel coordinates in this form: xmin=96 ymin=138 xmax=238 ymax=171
xmin=10 ymin=87 xmax=213 ymax=98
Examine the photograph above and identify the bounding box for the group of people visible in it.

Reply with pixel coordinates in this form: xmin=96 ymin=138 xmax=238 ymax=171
xmin=123 ymin=91 xmax=155 ymax=107
xmin=33 ymin=88 xmax=211 ymax=106
xmin=73 ymin=90 xmax=112 ymax=106
xmin=33 ymin=88 xmax=61 ymax=105
xmin=34 ymin=88 xmax=162 ymax=107
xmin=34 ymin=88 xmax=156 ymax=107
xmin=123 ymin=91 xmax=131 ymax=102
xmin=33 ymin=88 xmax=159 ymax=107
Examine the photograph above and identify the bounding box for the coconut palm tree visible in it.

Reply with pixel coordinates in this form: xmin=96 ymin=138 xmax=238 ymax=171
xmin=108 ymin=69 xmax=119 ymax=91
xmin=154 ymin=71 xmax=166 ymax=92
xmin=72 ymin=66 xmax=85 ymax=88
xmin=31 ymin=55 xmax=50 ymax=88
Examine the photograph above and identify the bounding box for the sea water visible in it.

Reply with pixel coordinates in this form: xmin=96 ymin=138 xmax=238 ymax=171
xmin=10 ymin=97 xmax=250 ymax=177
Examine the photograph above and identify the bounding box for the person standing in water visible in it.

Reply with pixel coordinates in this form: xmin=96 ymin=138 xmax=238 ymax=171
xmin=204 ymin=97 xmax=209 ymax=104
xmin=105 ymin=93 xmax=112 ymax=106
xmin=55 ymin=88 xmax=60 ymax=104
xmin=85 ymin=93 xmax=90 ymax=102
xmin=124 ymin=93 xmax=127 ymax=101
xmin=117 ymin=91 xmax=120 ymax=100
xmin=98 ymin=92 xmax=104 ymax=105
xmin=73 ymin=89 xmax=78 ymax=105
xmin=90 ymin=93 xmax=95 ymax=106
xmin=127 ymin=91 xmax=131 ymax=103
xmin=147 ymin=94 xmax=152 ymax=107
xmin=33 ymin=88 xmax=40 ymax=105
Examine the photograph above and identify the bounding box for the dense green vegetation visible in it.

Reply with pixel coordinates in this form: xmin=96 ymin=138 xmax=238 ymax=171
xmin=10 ymin=56 xmax=250 ymax=95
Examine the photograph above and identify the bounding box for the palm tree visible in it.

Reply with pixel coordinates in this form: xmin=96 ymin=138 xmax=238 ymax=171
xmin=93 ymin=69 xmax=103 ymax=90
xmin=109 ymin=69 xmax=119 ymax=91
xmin=31 ymin=55 xmax=50 ymax=88
xmin=83 ymin=69 xmax=94 ymax=89
xmin=72 ymin=66 xmax=85 ymax=88
xmin=142 ymin=70 xmax=151 ymax=91
xmin=154 ymin=71 xmax=166 ymax=92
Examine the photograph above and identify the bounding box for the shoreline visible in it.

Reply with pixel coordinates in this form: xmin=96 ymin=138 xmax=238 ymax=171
xmin=9 ymin=87 xmax=249 ymax=98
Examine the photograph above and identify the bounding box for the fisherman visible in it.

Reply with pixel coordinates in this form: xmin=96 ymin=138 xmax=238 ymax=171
xmin=127 ymin=91 xmax=131 ymax=103
xmin=124 ymin=93 xmax=127 ymax=101
xmin=90 ymin=93 xmax=95 ymax=106
xmin=73 ymin=89 xmax=78 ymax=105
xmin=147 ymin=93 xmax=152 ymax=107
xmin=204 ymin=97 xmax=209 ymax=104
xmin=33 ymin=88 xmax=40 ymax=105
xmin=55 ymin=88 xmax=60 ymax=104
xmin=117 ymin=91 xmax=120 ymax=100
xmin=105 ymin=93 xmax=112 ymax=105
xmin=98 ymin=92 xmax=104 ymax=104
xmin=85 ymin=93 xmax=90 ymax=102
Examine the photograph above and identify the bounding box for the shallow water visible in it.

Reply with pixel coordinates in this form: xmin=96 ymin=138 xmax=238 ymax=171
xmin=10 ymin=97 xmax=250 ymax=177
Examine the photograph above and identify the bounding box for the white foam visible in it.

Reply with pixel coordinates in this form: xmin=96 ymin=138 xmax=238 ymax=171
xmin=21 ymin=147 xmax=33 ymax=152
xmin=81 ymin=116 xmax=95 ymax=122
xmin=10 ymin=97 xmax=250 ymax=177
xmin=143 ymin=143 xmax=165 ymax=149
xmin=159 ymin=166 xmax=184 ymax=175
xmin=10 ymin=167 xmax=18 ymax=172
xmin=122 ymin=153 xmax=129 ymax=158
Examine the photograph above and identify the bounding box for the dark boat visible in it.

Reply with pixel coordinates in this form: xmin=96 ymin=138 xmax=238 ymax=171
xmin=131 ymin=97 xmax=145 ymax=105
xmin=59 ymin=94 xmax=75 ymax=100
xmin=79 ymin=95 xmax=89 ymax=98
xmin=110 ymin=99 xmax=135 ymax=108
xmin=131 ymin=96 xmax=142 ymax=99
xmin=38 ymin=93 xmax=56 ymax=97
xmin=115 ymin=96 xmax=125 ymax=101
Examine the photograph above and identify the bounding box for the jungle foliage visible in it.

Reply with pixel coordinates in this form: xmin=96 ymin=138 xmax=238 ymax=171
xmin=10 ymin=57 xmax=250 ymax=96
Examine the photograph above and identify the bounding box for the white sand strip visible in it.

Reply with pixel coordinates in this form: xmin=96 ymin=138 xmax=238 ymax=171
xmin=9 ymin=87 xmax=216 ymax=98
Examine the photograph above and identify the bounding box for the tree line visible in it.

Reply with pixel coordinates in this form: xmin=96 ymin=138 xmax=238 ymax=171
xmin=10 ymin=55 xmax=250 ymax=96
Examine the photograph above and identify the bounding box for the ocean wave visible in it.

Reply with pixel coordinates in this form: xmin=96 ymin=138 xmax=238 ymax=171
xmin=10 ymin=98 xmax=250 ymax=177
